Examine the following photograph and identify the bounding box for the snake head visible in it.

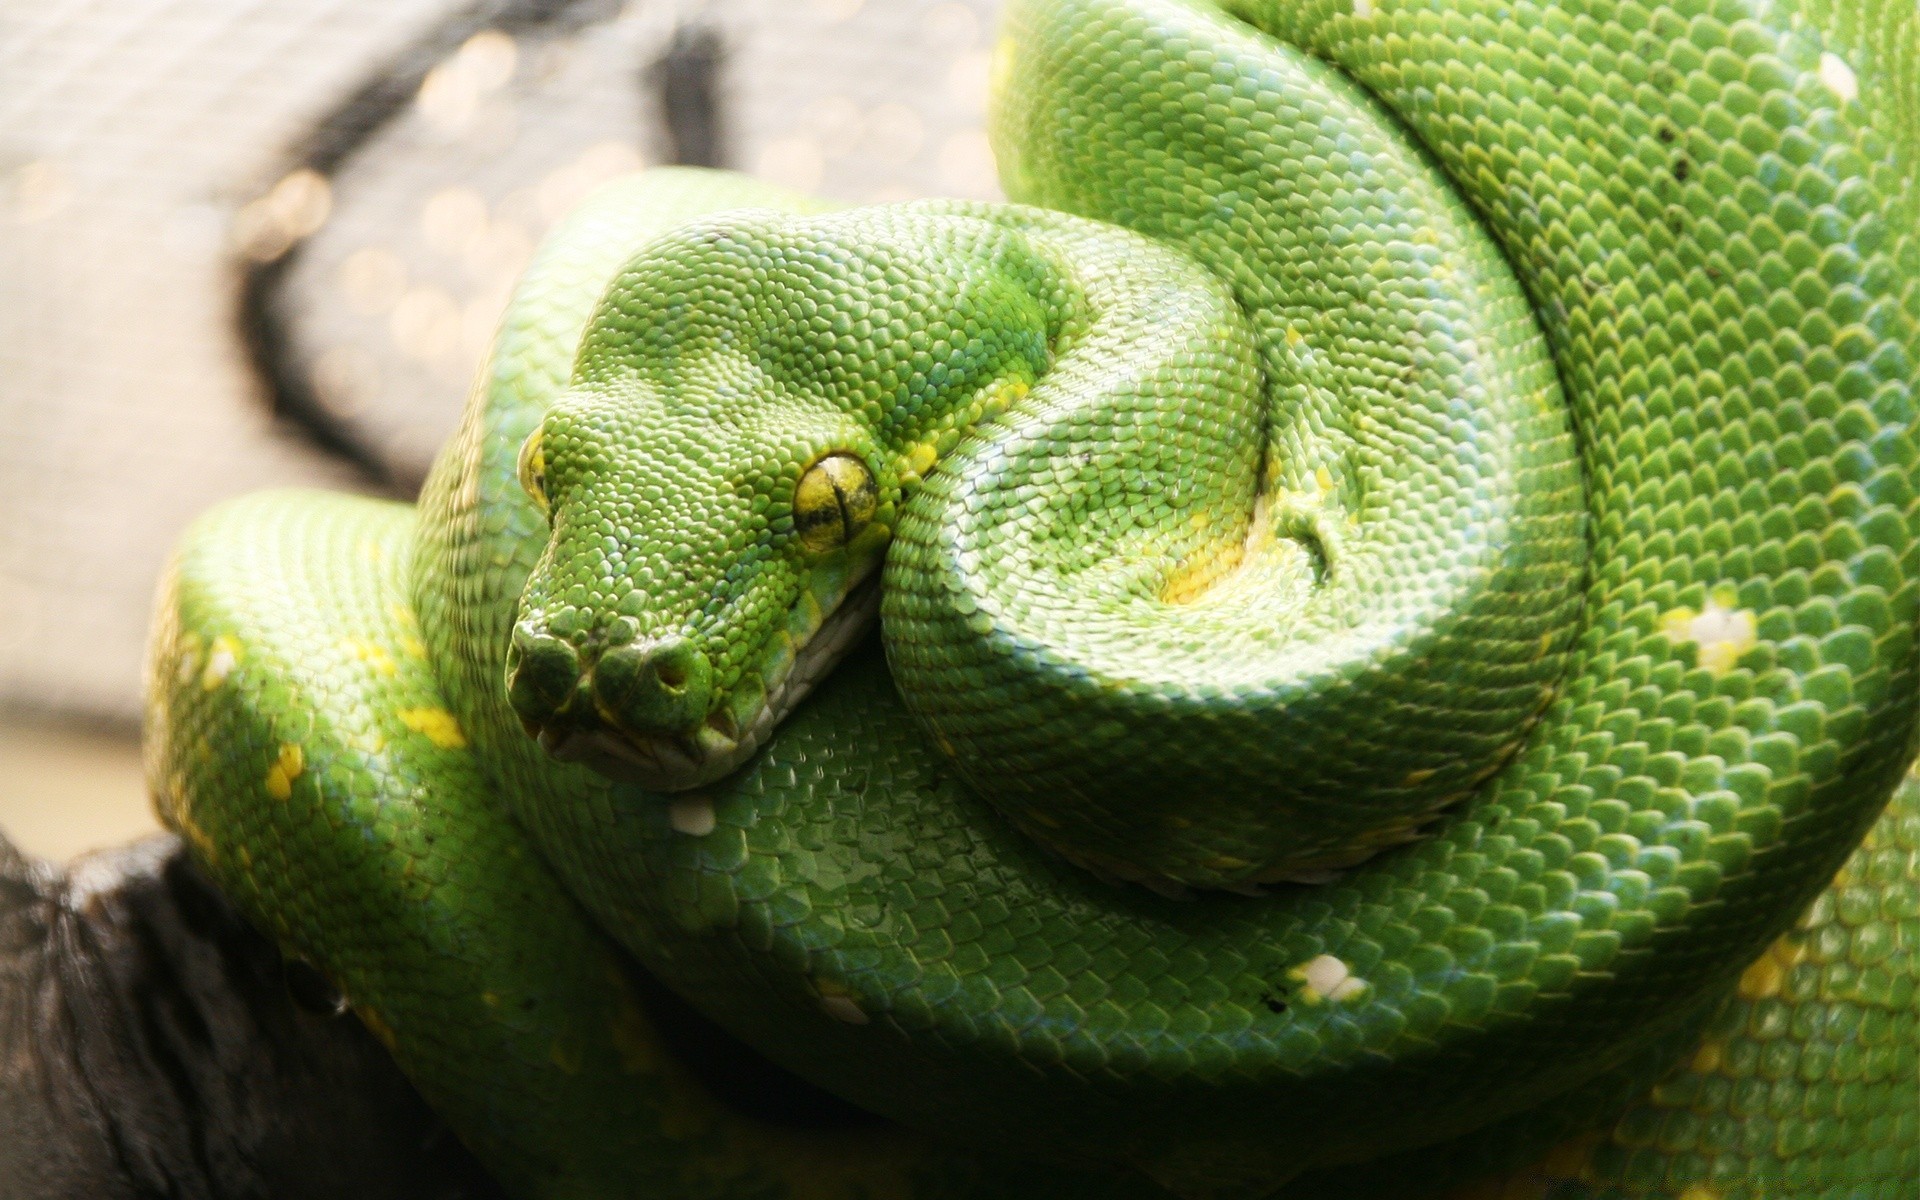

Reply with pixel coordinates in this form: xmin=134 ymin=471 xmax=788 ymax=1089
xmin=499 ymin=206 xmax=1056 ymax=791
xmin=503 ymin=371 xmax=896 ymax=792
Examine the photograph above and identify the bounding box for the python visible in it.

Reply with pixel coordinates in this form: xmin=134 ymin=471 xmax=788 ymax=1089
xmin=146 ymin=0 xmax=1920 ymax=1196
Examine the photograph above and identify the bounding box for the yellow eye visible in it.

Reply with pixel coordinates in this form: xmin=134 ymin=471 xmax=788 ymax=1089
xmin=794 ymin=453 xmax=878 ymax=554
xmin=518 ymin=426 xmax=549 ymax=516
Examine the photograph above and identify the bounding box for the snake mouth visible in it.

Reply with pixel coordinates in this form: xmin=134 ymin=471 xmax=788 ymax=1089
xmin=529 ymin=572 xmax=884 ymax=792
xmin=536 ymin=723 xmax=721 ymax=790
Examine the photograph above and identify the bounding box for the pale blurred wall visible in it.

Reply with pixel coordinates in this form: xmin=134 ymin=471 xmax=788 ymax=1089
xmin=0 ymin=0 xmax=1003 ymax=859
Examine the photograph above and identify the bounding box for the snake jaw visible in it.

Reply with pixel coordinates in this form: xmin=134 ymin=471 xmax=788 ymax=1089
xmin=520 ymin=571 xmax=884 ymax=792
xmin=537 ymin=725 xmax=715 ymax=790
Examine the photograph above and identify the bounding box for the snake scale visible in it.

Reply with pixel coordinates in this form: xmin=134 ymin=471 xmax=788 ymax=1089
xmin=145 ymin=0 xmax=1920 ymax=1196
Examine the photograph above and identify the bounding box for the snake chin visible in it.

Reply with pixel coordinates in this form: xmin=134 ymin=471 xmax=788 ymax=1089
xmin=531 ymin=573 xmax=884 ymax=793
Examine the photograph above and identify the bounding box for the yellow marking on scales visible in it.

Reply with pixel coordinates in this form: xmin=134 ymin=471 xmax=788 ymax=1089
xmin=1737 ymin=935 xmax=1804 ymax=1000
xmin=264 ymin=742 xmax=304 ymax=800
xmin=1160 ymin=491 xmax=1276 ymax=605
xmin=1660 ymin=594 xmax=1757 ymax=676
xmin=897 ymin=440 xmax=938 ymax=486
xmin=986 ymin=377 xmax=1028 ymax=413
xmin=341 ymin=637 xmax=397 ymax=677
xmin=397 ymin=707 xmax=467 ymax=749
xmin=201 ymin=635 xmax=242 ymax=689
xmin=1689 ymin=1038 xmax=1725 ymax=1075
xmin=894 ymin=380 xmax=1028 ymax=487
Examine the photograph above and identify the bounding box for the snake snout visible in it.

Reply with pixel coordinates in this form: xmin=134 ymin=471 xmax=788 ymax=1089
xmin=506 ymin=622 xmax=583 ymax=726
xmin=506 ymin=619 xmax=731 ymax=788
xmin=590 ymin=636 xmax=714 ymax=738
xmin=506 ymin=622 xmax=714 ymax=735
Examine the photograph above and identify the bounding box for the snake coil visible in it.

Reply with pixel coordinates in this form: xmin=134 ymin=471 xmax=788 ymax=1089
xmin=148 ymin=1 xmax=1920 ymax=1197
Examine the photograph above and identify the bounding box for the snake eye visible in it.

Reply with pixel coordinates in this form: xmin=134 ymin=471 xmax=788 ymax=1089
xmin=517 ymin=426 xmax=550 ymax=517
xmin=794 ymin=453 xmax=878 ymax=554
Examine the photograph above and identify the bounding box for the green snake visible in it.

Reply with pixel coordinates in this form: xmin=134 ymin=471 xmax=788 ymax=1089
xmin=144 ymin=0 xmax=1920 ymax=1195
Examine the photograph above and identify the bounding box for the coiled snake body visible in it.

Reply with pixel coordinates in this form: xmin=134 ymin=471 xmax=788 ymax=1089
xmin=147 ymin=0 xmax=1920 ymax=1196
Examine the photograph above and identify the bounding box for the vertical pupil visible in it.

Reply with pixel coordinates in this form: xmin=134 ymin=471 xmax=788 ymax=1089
xmin=797 ymin=455 xmax=874 ymax=550
xmin=829 ymin=477 xmax=853 ymax=543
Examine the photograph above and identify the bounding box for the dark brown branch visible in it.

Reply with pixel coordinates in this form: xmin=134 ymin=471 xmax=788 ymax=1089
xmin=0 ymin=832 xmax=504 ymax=1200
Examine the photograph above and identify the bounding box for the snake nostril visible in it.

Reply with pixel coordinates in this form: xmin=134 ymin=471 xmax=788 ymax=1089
xmin=506 ymin=621 xmax=583 ymax=724
xmin=592 ymin=636 xmax=712 ymax=735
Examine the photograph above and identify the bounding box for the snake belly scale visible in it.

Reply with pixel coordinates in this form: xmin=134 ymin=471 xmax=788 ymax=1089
xmin=146 ymin=2 xmax=1920 ymax=1198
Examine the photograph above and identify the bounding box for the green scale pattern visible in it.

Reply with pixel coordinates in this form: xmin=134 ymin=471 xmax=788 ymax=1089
xmin=1438 ymin=770 xmax=1920 ymax=1200
xmin=148 ymin=491 xmax=1166 ymax=1200
xmin=145 ymin=0 xmax=1920 ymax=1196
xmin=1574 ymin=779 xmax=1919 ymax=1199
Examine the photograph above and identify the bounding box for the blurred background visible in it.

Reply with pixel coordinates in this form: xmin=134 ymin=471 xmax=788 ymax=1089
xmin=0 ymin=0 xmax=1003 ymax=860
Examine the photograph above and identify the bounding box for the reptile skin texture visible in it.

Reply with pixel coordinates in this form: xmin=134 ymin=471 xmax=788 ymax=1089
xmin=146 ymin=2 xmax=1920 ymax=1197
